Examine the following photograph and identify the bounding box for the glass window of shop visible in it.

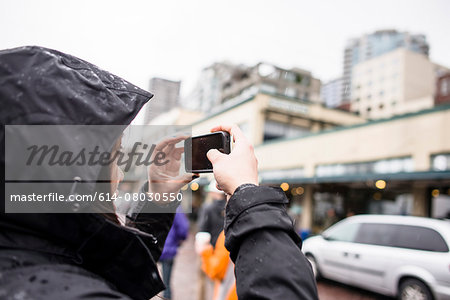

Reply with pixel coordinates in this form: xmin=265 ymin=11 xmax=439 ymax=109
xmin=311 ymin=184 xmax=413 ymax=232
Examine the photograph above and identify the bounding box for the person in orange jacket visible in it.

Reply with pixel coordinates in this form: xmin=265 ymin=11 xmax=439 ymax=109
xmin=196 ymin=231 xmax=237 ymax=300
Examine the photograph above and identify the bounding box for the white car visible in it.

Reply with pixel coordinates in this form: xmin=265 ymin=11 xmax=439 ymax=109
xmin=302 ymin=215 xmax=450 ymax=300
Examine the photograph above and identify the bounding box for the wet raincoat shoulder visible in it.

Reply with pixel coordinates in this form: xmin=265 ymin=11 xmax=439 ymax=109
xmin=0 ymin=46 xmax=172 ymax=300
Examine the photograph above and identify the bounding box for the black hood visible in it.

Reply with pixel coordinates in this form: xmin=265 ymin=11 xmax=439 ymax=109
xmin=1 ymin=46 xmax=152 ymax=211
xmin=0 ymin=46 xmax=152 ymax=126
xmin=0 ymin=46 xmax=167 ymax=300
xmin=1 ymin=45 xmax=152 ymax=210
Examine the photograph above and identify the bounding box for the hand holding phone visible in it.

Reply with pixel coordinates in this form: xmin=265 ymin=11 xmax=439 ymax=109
xmin=206 ymin=125 xmax=258 ymax=196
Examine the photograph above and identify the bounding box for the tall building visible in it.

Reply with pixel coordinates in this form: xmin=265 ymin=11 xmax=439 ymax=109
xmin=183 ymin=62 xmax=321 ymax=113
xmin=350 ymin=48 xmax=435 ymax=119
xmin=342 ymin=30 xmax=429 ymax=104
xmin=321 ymin=77 xmax=343 ymax=108
xmin=184 ymin=62 xmax=240 ymax=112
xmin=144 ymin=78 xmax=181 ymax=124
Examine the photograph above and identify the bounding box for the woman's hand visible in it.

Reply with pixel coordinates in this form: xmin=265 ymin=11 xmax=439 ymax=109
xmin=147 ymin=135 xmax=197 ymax=196
xmin=206 ymin=124 xmax=258 ymax=196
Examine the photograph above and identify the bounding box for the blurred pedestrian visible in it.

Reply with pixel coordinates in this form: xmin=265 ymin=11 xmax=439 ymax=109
xmin=288 ymin=203 xmax=303 ymax=234
xmin=323 ymin=207 xmax=339 ymax=229
xmin=197 ymin=181 xmax=226 ymax=247
xmin=196 ymin=231 xmax=237 ymax=300
xmin=160 ymin=206 xmax=190 ymax=300
xmin=197 ymin=181 xmax=226 ymax=300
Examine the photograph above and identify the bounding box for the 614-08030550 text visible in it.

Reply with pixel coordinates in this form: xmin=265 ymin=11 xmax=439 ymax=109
xmin=9 ymin=192 xmax=183 ymax=202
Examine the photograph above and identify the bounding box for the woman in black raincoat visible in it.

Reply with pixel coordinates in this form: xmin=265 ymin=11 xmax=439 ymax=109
xmin=0 ymin=46 xmax=318 ymax=300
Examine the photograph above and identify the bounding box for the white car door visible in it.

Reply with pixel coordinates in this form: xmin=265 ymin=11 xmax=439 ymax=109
xmin=319 ymin=221 xmax=361 ymax=284
xmin=344 ymin=223 xmax=393 ymax=294
xmin=345 ymin=242 xmax=391 ymax=294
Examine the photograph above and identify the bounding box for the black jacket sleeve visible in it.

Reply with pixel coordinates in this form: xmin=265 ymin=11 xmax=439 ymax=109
xmin=224 ymin=184 xmax=318 ymax=300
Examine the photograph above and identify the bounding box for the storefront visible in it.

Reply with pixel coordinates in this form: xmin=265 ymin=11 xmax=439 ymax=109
xmin=260 ymin=171 xmax=450 ymax=233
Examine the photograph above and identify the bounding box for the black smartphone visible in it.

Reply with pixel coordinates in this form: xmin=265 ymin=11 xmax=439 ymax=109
xmin=184 ymin=131 xmax=231 ymax=173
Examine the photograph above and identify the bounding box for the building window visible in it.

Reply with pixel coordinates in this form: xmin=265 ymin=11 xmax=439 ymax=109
xmin=240 ymin=72 xmax=249 ymax=80
xmin=431 ymin=154 xmax=450 ymax=171
xmin=284 ymin=72 xmax=296 ymax=82
xmin=260 ymin=83 xmax=277 ymax=94
xmin=269 ymin=71 xmax=280 ymax=79
xmin=285 ymin=87 xmax=297 ymax=98
xmin=379 ymin=90 xmax=384 ymax=96
xmin=302 ymin=76 xmax=311 ymax=86
xmin=259 ymin=168 xmax=305 ymax=182
xmin=441 ymin=79 xmax=450 ymax=96
xmin=379 ymin=104 xmax=384 ymax=109
xmin=315 ymin=157 xmax=413 ymax=177
xmin=367 ymin=107 xmax=372 ymax=112
xmin=263 ymin=120 xmax=310 ymax=141
xmin=367 ymin=94 xmax=372 ymax=100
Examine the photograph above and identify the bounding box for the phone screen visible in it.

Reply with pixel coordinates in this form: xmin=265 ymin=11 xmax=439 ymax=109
xmin=191 ymin=133 xmax=224 ymax=171
xmin=184 ymin=132 xmax=230 ymax=173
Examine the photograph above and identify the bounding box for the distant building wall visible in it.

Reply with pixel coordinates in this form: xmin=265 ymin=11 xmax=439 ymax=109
xmin=144 ymin=78 xmax=181 ymax=124
xmin=342 ymin=29 xmax=429 ymax=103
xmin=183 ymin=62 xmax=321 ymax=113
xmin=351 ymin=48 xmax=435 ymax=119
xmin=321 ymin=77 xmax=343 ymax=108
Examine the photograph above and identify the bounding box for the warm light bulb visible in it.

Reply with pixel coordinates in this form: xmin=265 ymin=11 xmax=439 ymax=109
xmin=375 ymin=180 xmax=386 ymax=189
xmin=431 ymin=189 xmax=440 ymax=197
xmin=296 ymin=187 xmax=305 ymax=195
xmin=191 ymin=182 xmax=199 ymax=191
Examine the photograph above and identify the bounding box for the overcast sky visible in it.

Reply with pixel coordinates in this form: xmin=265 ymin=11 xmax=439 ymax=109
xmin=1 ymin=0 xmax=449 ymax=98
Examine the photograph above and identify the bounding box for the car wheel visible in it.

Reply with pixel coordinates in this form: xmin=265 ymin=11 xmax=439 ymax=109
xmin=398 ymin=278 xmax=433 ymax=300
xmin=305 ymin=254 xmax=321 ymax=280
